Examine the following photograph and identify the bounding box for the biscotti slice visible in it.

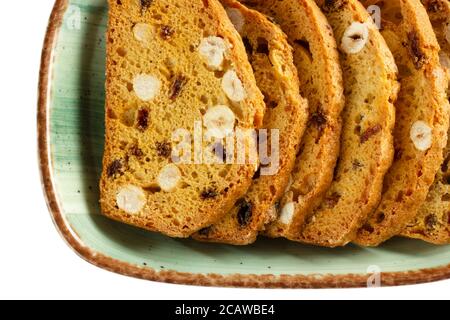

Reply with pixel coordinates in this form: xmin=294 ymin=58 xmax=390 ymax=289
xmin=100 ymin=0 xmax=266 ymax=238
xmin=401 ymin=0 xmax=450 ymax=245
xmin=191 ymin=0 xmax=309 ymax=245
xmin=241 ymin=0 xmax=345 ymax=239
xmin=283 ymin=0 xmax=399 ymax=247
xmin=355 ymin=0 xmax=449 ymax=246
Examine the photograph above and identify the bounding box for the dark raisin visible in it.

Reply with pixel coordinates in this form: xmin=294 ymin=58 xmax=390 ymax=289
xmin=237 ymin=200 xmax=252 ymax=227
xmin=130 ymin=145 xmax=144 ymax=158
xmin=107 ymin=160 xmax=123 ymax=178
xmin=360 ymin=124 xmax=382 ymax=144
xmin=322 ymin=0 xmax=346 ymax=13
xmin=426 ymin=0 xmax=443 ymax=12
xmin=160 ymin=25 xmax=174 ymax=40
xmin=170 ymin=75 xmax=187 ymax=100
xmin=376 ymin=212 xmax=386 ymax=224
xmin=394 ymin=148 xmax=403 ymax=161
xmin=140 ymin=0 xmax=153 ymax=12
xmin=198 ymin=226 xmax=211 ymax=236
xmin=309 ymin=109 xmax=327 ymax=142
xmin=425 ymin=214 xmax=438 ymax=230
xmin=201 ymin=188 xmax=219 ymax=199
xmin=324 ymin=192 xmax=341 ymax=208
xmin=256 ymin=37 xmax=269 ymax=54
xmin=156 ymin=142 xmax=172 ymax=158
xmin=136 ymin=108 xmax=150 ymax=131
xmin=407 ymin=32 xmax=427 ymax=69
xmin=352 ymin=160 xmax=364 ymax=170
xmin=242 ymin=37 xmax=253 ymax=55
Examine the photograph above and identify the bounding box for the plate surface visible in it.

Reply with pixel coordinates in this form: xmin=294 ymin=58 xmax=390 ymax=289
xmin=38 ymin=0 xmax=450 ymax=288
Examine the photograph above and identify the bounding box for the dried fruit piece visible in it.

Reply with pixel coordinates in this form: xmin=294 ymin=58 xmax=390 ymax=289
xmin=408 ymin=32 xmax=427 ymax=69
xmin=279 ymin=202 xmax=295 ymax=225
xmin=201 ymin=188 xmax=219 ymax=199
xmin=157 ymin=164 xmax=182 ymax=192
xmin=156 ymin=142 xmax=172 ymax=158
xmin=237 ymin=200 xmax=252 ymax=227
xmin=133 ymin=74 xmax=161 ymax=101
xmin=116 ymin=185 xmax=146 ymax=214
xmin=107 ymin=159 xmax=123 ymax=178
xmin=203 ymin=105 xmax=236 ymax=139
xmin=136 ymin=108 xmax=150 ymax=131
xmin=341 ymin=22 xmax=369 ymax=54
xmin=410 ymin=121 xmax=432 ymax=151
xmin=360 ymin=124 xmax=382 ymax=143
xmin=198 ymin=36 xmax=227 ymax=70
xmin=169 ymin=75 xmax=187 ymax=100
xmin=222 ymin=70 xmax=246 ymax=102
xmin=160 ymin=25 xmax=174 ymax=40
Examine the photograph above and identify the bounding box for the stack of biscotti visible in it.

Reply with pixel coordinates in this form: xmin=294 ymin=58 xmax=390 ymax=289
xmin=100 ymin=0 xmax=450 ymax=247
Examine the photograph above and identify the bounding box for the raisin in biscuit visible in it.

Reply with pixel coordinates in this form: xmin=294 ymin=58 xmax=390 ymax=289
xmin=401 ymin=0 xmax=450 ymax=245
xmin=191 ymin=0 xmax=309 ymax=245
xmin=100 ymin=0 xmax=266 ymax=238
xmin=355 ymin=0 xmax=449 ymax=246
xmin=283 ymin=0 xmax=399 ymax=247
xmin=241 ymin=0 xmax=345 ymax=239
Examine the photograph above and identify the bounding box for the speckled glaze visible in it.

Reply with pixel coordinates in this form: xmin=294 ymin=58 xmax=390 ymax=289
xmin=38 ymin=0 xmax=450 ymax=288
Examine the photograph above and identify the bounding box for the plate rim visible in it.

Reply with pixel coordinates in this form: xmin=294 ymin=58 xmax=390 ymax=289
xmin=37 ymin=0 xmax=450 ymax=289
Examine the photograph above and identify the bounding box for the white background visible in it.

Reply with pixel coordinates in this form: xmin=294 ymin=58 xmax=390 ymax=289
xmin=0 ymin=0 xmax=448 ymax=300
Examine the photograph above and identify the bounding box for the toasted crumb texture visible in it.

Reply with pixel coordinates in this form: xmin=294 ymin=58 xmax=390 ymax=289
xmin=401 ymin=0 xmax=450 ymax=245
xmin=356 ymin=0 xmax=449 ymax=246
xmin=100 ymin=0 xmax=266 ymax=238
xmin=288 ymin=0 xmax=399 ymax=247
xmin=241 ymin=0 xmax=345 ymax=240
xmin=192 ymin=0 xmax=309 ymax=245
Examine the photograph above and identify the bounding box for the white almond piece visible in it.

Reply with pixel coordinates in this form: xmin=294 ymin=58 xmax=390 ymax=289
xmin=203 ymin=105 xmax=236 ymax=139
xmin=157 ymin=164 xmax=182 ymax=192
xmin=133 ymin=74 xmax=161 ymax=101
xmin=222 ymin=70 xmax=246 ymax=102
xmin=341 ymin=22 xmax=369 ymax=54
xmin=133 ymin=23 xmax=153 ymax=43
xmin=226 ymin=8 xmax=245 ymax=34
xmin=279 ymin=202 xmax=295 ymax=225
xmin=116 ymin=185 xmax=146 ymax=214
xmin=198 ymin=36 xmax=227 ymax=70
xmin=410 ymin=121 xmax=433 ymax=151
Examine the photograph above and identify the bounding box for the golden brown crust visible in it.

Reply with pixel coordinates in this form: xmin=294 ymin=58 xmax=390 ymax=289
xmin=100 ymin=0 xmax=266 ymax=238
xmin=241 ymin=0 xmax=345 ymax=240
xmin=191 ymin=0 xmax=308 ymax=245
xmin=401 ymin=0 xmax=450 ymax=245
xmin=356 ymin=0 xmax=450 ymax=246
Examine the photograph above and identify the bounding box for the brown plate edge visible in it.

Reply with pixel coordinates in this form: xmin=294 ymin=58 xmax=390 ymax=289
xmin=37 ymin=0 xmax=450 ymax=289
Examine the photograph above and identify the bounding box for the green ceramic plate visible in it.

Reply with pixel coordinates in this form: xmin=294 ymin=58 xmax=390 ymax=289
xmin=38 ymin=0 xmax=450 ymax=288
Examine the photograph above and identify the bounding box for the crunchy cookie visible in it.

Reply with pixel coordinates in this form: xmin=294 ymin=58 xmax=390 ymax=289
xmin=356 ymin=0 xmax=449 ymax=246
xmin=289 ymin=0 xmax=399 ymax=247
xmin=100 ymin=0 xmax=266 ymax=238
xmin=241 ymin=0 xmax=345 ymax=240
xmin=401 ymin=0 xmax=450 ymax=245
xmin=192 ymin=0 xmax=309 ymax=245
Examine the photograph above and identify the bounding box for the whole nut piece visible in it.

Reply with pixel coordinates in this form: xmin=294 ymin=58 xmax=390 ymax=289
xmin=133 ymin=74 xmax=161 ymax=101
xmin=341 ymin=22 xmax=369 ymax=54
xmin=222 ymin=70 xmax=246 ymax=102
xmin=157 ymin=164 xmax=182 ymax=192
xmin=133 ymin=23 xmax=153 ymax=43
xmin=279 ymin=202 xmax=295 ymax=225
xmin=203 ymin=105 xmax=236 ymax=139
xmin=226 ymin=7 xmax=245 ymax=34
xmin=116 ymin=185 xmax=146 ymax=214
xmin=410 ymin=121 xmax=433 ymax=151
xmin=198 ymin=36 xmax=227 ymax=70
